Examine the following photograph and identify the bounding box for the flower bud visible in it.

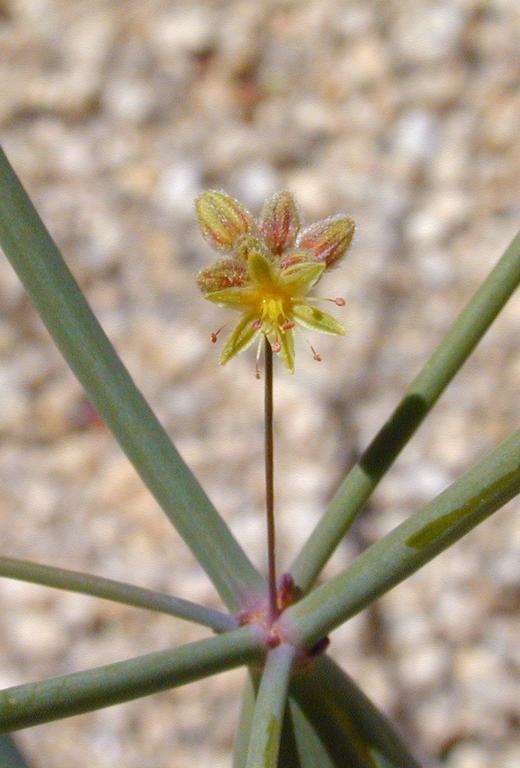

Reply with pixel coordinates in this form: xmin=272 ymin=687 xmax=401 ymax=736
xmin=297 ymin=215 xmax=355 ymax=267
xmin=234 ymin=234 xmax=268 ymax=263
xmin=196 ymin=258 xmax=247 ymax=293
xmin=196 ymin=191 xmax=255 ymax=252
xmin=260 ymin=191 xmax=300 ymax=254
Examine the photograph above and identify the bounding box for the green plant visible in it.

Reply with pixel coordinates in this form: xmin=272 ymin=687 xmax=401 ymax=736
xmin=0 ymin=144 xmax=518 ymax=767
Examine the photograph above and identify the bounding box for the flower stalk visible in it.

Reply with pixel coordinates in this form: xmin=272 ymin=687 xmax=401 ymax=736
xmin=264 ymin=337 xmax=278 ymax=621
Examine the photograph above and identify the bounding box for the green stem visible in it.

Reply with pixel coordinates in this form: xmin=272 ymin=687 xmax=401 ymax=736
xmin=245 ymin=644 xmax=295 ymax=768
xmin=234 ymin=672 xmax=307 ymax=768
xmin=0 ymin=145 xmax=263 ymax=610
xmin=294 ymin=656 xmax=421 ymax=768
xmin=288 ymin=702 xmax=337 ymax=768
xmin=291 ymin=227 xmax=520 ymax=592
xmin=284 ymin=430 xmax=520 ymax=648
xmin=264 ymin=338 xmax=278 ymax=621
xmin=0 ymin=626 xmax=264 ymax=733
xmin=277 ymin=705 xmax=305 ymax=768
xmin=0 ymin=735 xmax=32 ymax=768
xmin=291 ymin=671 xmax=377 ymax=768
xmin=0 ymin=556 xmax=235 ymax=633
xmin=233 ymin=672 xmax=260 ymax=768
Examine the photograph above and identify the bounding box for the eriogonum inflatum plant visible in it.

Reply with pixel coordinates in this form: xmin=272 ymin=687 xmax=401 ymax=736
xmin=196 ymin=190 xmax=355 ymax=373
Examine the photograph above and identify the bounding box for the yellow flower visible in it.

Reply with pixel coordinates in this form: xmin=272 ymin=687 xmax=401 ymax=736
xmin=195 ymin=190 xmax=355 ymax=373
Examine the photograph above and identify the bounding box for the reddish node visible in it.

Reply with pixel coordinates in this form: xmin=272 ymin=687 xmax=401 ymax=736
xmin=277 ymin=573 xmax=301 ymax=611
xmin=236 ymin=609 xmax=251 ymax=626
xmin=234 ymin=585 xmax=330 ymax=670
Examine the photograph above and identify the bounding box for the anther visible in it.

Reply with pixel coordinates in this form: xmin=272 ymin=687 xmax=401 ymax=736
xmin=252 ymin=319 xmax=262 ymax=330
xmin=281 ymin=321 xmax=295 ymax=331
xmin=271 ymin=340 xmax=282 ymax=353
xmin=210 ymin=326 xmax=224 ymax=343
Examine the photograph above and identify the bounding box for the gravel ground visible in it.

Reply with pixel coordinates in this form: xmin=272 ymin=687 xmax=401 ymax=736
xmin=0 ymin=1 xmax=519 ymax=766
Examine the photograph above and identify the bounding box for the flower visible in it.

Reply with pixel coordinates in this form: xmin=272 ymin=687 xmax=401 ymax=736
xmin=196 ymin=190 xmax=355 ymax=373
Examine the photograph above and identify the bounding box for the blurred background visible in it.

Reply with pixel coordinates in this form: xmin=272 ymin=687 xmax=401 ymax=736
xmin=0 ymin=1 xmax=518 ymax=766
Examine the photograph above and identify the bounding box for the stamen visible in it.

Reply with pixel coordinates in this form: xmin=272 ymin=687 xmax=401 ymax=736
xmin=255 ymin=335 xmax=263 ymax=379
xmin=271 ymin=340 xmax=282 ymax=353
xmin=307 ymin=296 xmax=346 ymax=307
xmin=310 ymin=345 xmax=322 ymax=362
xmin=252 ymin=318 xmax=263 ymax=330
xmin=281 ymin=320 xmax=295 ymax=331
xmin=210 ymin=325 xmax=225 ymax=343
xmin=294 ymin=325 xmax=323 ymax=363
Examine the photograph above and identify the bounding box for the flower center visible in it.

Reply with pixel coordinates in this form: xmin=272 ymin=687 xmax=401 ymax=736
xmin=263 ymin=296 xmax=284 ymax=322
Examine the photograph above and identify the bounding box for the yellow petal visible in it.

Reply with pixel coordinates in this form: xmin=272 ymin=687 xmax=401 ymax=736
xmin=292 ymin=303 xmax=346 ymax=335
xmin=279 ymin=262 xmax=325 ymax=296
xmin=220 ymin=313 xmax=261 ymax=364
xmin=205 ymin=287 xmax=258 ymax=310
xmin=276 ymin=328 xmax=295 ymax=373
xmin=248 ymin=251 xmax=277 ymax=290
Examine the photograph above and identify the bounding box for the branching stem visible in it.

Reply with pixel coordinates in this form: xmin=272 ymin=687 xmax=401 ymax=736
xmin=264 ymin=337 xmax=278 ymax=622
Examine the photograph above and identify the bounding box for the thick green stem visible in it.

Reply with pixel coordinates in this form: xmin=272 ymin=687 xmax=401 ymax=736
xmin=291 ymin=670 xmax=376 ymax=768
xmin=293 ymin=656 xmax=421 ymax=767
xmin=284 ymin=431 xmax=520 ymax=648
xmin=0 ymin=145 xmax=263 ymax=610
xmin=245 ymin=644 xmax=295 ymax=768
xmin=291 ymin=228 xmax=520 ymax=592
xmin=233 ymin=672 xmax=260 ymax=768
xmin=0 ymin=626 xmax=264 ymax=733
xmin=0 ymin=735 xmax=31 ymax=768
xmin=288 ymin=702 xmax=337 ymax=768
xmin=277 ymin=705 xmax=305 ymax=768
xmin=234 ymin=672 xmax=307 ymax=768
xmin=0 ymin=556 xmax=235 ymax=633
